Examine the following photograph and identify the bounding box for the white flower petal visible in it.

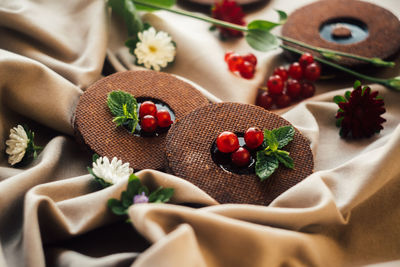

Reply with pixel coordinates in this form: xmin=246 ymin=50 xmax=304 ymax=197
xmin=134 ymin=27 xmax=176 ymax=71
xmin=5 ymin=125 xmax=29 ymax=165
xmin=91 ymin=156 xmax=133 ymax=185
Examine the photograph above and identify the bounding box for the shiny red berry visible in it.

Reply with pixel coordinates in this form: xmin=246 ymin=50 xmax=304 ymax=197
xmin=244 ymin=127 xmax=264 ymax=149
xmin=141 ymin=115 xmax=157 ymax=132
xmin=286 ymin=79 xmax=301 ymax=99
xmin=256 ymin=91 xmax=274 ymax=110
xmin=299 ymin=53 xmax=314 ymax=68
xmin=216 ymin=131 xmax=239 ymax=153
xmin=139 ymin=101 xmax=157 ymax=118
xmin=267 ymin=75 xmax=284 ymax=95
xmin=224 ymin=51 xmax=234 ymax=62
xmin=300 ymin=81 xmax=316 ymax=98
xmin=156 ymin=109 xmax=172 ymax=128
xmin=239 ymin=61 xmax=255 ymax=79
xmin=226 ymin=53 xmax=244 ymax=72
xmin=243 ymin=53 xmax=257 ymax=66
xmin=276 ymin=94 xmax=291 ymax=108
xmin=231 ymin=147 xmax=251 ymax=167
xmin=304 ymin=62 xmax=321 ymax=81
xmin=288 ymin=62 xmax=303 ymax=80
xmin=273 ymin=66 xmax=288 ymax=81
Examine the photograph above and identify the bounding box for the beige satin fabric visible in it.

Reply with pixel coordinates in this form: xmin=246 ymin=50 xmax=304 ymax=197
xmin=1 ymin=0 xmax=400 ymax=266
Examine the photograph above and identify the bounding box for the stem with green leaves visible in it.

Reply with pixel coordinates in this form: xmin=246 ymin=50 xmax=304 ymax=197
xmin=278 ymin=36 xmax=395 ymax=67
xmin=280 ymin=44 xmax=400 ymax=91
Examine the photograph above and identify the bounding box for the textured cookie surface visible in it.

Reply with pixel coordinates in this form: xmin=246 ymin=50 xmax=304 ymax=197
xmin=282 ymin=0 xmax=400 ymax=66
xmin=74 ymin=70 xmax=210 ymax=170
xmin=165 ymin=103 xmax=314 ymax=205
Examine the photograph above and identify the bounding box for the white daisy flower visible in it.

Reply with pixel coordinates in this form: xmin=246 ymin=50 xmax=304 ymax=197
xmin=134 ymin=27 xmax=176 ymax=71
xmin=5 ymin=125 xmax=29 ymax=166
xmin=92 ymin=156 xmax=133 ymax=185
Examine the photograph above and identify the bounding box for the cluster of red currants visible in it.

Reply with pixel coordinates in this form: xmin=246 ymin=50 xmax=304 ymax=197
xmin=224 ymin=52 xmax=258 ymax=79
xmin=216 ymin=127 xmax=263 ymax=167
xmin=256 ymin=53 xmax=321 ymax=109
xmin=138 ymin=101 xmax=173 ymax=133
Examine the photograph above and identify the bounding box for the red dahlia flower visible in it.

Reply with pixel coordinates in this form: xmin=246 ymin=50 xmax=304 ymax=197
xmin=211 ymin=0 xmax=245 ymax=38
xmin=334 ymin=82 xmax=386 ymax=139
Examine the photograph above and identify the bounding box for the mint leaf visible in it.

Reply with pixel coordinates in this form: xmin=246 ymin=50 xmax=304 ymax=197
xmin=108 ymin=199 xmax=127 ymax=215
xmin=107 ymin=90 xmax=138 ymax=133
xmin=245 ymin=29 xmax=279 ymax=52
xmin=264 ymin=130 xmax=279 ymax=151
xmin=247 ymin=20 xmax=281 ymax=32
xmin=276 ymin=9 xmax=287 ymax=24
xmin=272 ymin=126 xmax=295 ymax=149
xmin=255 ymin=151 xmax=279 ymax=181
xmin=274 ymin=150 xmax=294 ymax=169
xmin=127 ymin=175 xmax=141 ymax=197
xmin=157 ymin=188 xmax=174 ymax=202
xmin=121 ymin=191 xmax=132 ymax=208
xmin=135 ymin=0 xmax=175 ymax=11
xmin=107 ymin=91 xmax=137 ymax=117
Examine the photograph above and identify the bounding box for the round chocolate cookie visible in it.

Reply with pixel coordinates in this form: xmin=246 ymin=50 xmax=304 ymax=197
xmin=165 ymin=103 xmax=314 ymax=205
xmin=74 ymin=70 xmax=210 ymax=170
xmin=281 ymin=0 xmax=400 ymax=66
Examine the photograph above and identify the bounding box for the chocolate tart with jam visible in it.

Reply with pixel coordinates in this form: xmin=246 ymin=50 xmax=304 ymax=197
xmin=73 ymin=70 xmax=210 ymax=171
xmin=165 ymin=103 xmax=314 ymax=205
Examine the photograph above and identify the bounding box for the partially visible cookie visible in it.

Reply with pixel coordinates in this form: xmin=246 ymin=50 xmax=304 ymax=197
xmin=282 ymin=0 xmax=400 ymax=66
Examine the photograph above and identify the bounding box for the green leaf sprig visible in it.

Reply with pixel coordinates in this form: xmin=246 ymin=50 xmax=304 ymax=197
xmin=107 ymin=174 xmax=174 ymax=217
xmin=255 ymin=126 xmax=295 ymax=181
xmin=107 ymin=90 xmax=139 ymax=133
xmin=115 ymin=0 xmax=399 ymax=91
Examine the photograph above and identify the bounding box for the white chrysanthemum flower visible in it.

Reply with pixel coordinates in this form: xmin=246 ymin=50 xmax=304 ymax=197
xmin=5 ymin=125 xmax=29 ymax=165
xmin=92 ymin=156 xmax=133 ymax=185
xmin=134 ymin=27 xmax=176 ymax=71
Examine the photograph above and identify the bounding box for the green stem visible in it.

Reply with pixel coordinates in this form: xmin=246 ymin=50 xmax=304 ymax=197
xmin=280 ymin=44 xmax=398 ymax=90
xmin=132 ymin=0 xmax=247 ymax=32
xmin=278 ymin=36 xmax=395 ymax=67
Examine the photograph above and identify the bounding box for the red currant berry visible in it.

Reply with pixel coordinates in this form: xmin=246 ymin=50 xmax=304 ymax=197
xmin=276 ymin=94 xmax=292 ymax=108
xmin=239 ymin=61 xmax=255 ymax=79
xmin=231 ymin=147 xmax=251 ymax=167
xmin=243 ymin=53 xmax=257 ymax=66
xmin=299 ymin=53 xmax=314 ymax=68
xmin=141 ymin=115 xmax=157 ymax=133
xmin=300 ymin=81 xmax=316 ymax=98
xmin=256 ymin=91 xmax=274 ymax=110
xmin=156 ymin=109 xmax=172 ymax=128
xmin=288 ymin=62 xmax=303 ymax=80
xmin=244 ymin=127 xmax=264 ymax=149
xmin=273 ymin=66 xmax=288 ymax=81
xmin=286 ymin=79 xmax=301 ymax=99
xmin=267 ymin=75 xmax=284 ymax=95
xmin=226 ymin=53 xmax=244 ymax=72
xmin=216 ymin=131 xmax=239 ymax=153
xmin=224 ymin=51 xmax=234 ymax=62
xmin=139 ymin=101 xmax=157 ymax=118
xmin=304 ymin=62 xmax=321 ymax=81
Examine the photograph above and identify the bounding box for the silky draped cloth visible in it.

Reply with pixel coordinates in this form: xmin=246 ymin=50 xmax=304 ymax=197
xmin=1 ymin=0 xmax=400 ymax=266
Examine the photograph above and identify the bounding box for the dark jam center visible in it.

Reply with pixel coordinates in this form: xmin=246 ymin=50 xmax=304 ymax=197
xmin=124 ymin=98 xmax=175 ymax=137
xmin=210 ymin=133 xmax=256 ymax=175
